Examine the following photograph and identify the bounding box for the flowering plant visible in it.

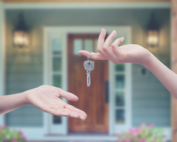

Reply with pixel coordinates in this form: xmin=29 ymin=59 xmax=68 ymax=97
xmin=0 ymin=125 xmax=26 ymax=142
xmin=118 ymin=124 xmax=167 ymax=142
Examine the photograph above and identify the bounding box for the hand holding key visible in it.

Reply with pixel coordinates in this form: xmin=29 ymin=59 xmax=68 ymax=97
xmin=79 ymin=29 xmax=151 ymax=67
xmin=84 ymin=52 xmax=94 ymax=87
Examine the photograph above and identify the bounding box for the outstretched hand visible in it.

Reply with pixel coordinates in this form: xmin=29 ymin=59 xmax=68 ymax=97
xmin=25 ymin=85 xmax=87 ymax=120
xmin=79 ymin=29 xmax=151 ymax=66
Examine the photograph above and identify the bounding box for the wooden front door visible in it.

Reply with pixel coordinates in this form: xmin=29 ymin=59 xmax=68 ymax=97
xmin=68 ymin=34 xmax=108 ymax=132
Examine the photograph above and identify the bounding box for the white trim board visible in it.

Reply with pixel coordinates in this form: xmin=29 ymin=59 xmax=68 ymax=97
xmin=0 ymin=1 xmax=5 ymax=125
xmin=4 ymin=2 xmax=170 ymax=9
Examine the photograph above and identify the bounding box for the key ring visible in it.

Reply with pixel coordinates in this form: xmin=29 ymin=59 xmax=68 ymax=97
xmin=87 ymin=52 xmax=91 ymax=62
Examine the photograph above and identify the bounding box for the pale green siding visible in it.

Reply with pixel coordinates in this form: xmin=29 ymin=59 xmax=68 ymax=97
xmin=132 ymin=59 xmax=171 ymax=127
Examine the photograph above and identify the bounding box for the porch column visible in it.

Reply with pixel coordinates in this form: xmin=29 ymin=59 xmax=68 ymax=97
xmin=0 ymin=1 xmax=5 ymax=125
xmin=172 ymin=0 xmax=177 ymax=141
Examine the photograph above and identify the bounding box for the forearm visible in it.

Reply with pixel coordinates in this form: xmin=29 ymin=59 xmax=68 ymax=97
xmin=145 ymin=53 xmax=177 ymax=98
xmin=0 ymin=92 xmax=28 ymax=115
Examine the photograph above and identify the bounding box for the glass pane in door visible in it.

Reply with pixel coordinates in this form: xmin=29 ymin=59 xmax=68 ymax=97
xmin=115 ymin=109 xmax=125 ymax=124
xmin=115 ymin=75 xmax=125 ymax=89
xmin=115 ymin=64 xmax=125 ymax=72
xmin=53 ymin=115 xmax=62 ymax=124
xmin=53 ymin=57 xmax=62 ymax=72
xmin=84 ymin=39 xmax=93 ymax=52
xmin=74 ymin=39 xmax=82 ymax=55
xmin=115 ymin=92 xmax=124 ymax=106
xmin=52 ymin=39 xmax=62 ymax=54
xmin=53 ymin=75 xmax=62 ymax=88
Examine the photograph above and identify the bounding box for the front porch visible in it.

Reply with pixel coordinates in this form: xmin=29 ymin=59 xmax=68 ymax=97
xmin=0 ymin=0 xmax=174 ymax=142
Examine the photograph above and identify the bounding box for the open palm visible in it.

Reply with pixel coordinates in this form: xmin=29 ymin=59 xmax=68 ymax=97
xmin=25 ymin=85 xmax=87 ymax=120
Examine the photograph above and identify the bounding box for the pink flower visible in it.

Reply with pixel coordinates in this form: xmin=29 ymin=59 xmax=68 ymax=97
xmin=1 ymin=132 xmax=4 ymax=136
xmin=163 ymin=131 xmax=168 ymax=136
xmin=163 ymin=138 xmax=167 ymax=142
xmin=124 ymin=138 xmax=130 ymax=142
xmin=21 ymin=133 xmax=26 ymax=139
xmin=136 ymin=138 xmax=146 ymax=142
xmin=2 ymin=124 xmax=6 ymax=128
xmin=12 ymin=139 xmax=17 ymax=142
xmin=148 ymin=124 xmax=154 ymax=129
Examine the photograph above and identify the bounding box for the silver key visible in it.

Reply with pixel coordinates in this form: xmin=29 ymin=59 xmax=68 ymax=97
xmin=84 ymin=52 xmax=94 ymax=87
xmin=84 ymin=60 xmax=94 ymax=87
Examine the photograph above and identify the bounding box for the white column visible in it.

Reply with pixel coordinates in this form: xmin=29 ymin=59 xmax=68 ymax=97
xmin=0 ymin=1 xmax=5 ymax=125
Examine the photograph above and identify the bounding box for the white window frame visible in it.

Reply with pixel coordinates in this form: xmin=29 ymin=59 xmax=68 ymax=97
xmin=43 ymin=30 xmax=67 ymax=134
xmin=109 ymin=63 xmax=132 ymax=134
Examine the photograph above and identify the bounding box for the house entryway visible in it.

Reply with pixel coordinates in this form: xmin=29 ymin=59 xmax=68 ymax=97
xmin=44 ymin=26 xmax=132 ymax=137
xmin=67 ymin=34 xmax=109 ymax=133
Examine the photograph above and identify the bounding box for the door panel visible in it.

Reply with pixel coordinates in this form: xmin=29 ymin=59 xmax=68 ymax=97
xmin=68 ymin=34 xmax=108 ymax=132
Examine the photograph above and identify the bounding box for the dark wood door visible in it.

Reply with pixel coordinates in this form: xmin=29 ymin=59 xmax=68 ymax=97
xmin=68 ymin=34 xmax=108 ymax=132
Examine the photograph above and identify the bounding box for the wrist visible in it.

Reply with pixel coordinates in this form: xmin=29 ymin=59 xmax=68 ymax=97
xmin=143 ymin=52 xmax=154 ymax=70
xmin=20 ymin=90 xmax=31 ymax=105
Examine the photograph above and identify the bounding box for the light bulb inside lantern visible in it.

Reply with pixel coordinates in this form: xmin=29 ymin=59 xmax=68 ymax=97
xmin=14 ymin=31 xmax=29 ymax=47
xmin=147 ymin=30 xmax=158 ymax=47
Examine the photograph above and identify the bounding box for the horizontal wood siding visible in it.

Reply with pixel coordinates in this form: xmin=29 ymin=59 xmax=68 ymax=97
xmin=132 ymin=55 xmax=171 ymax=127
xmin=6 ymin=105 xmax=42 ymax=126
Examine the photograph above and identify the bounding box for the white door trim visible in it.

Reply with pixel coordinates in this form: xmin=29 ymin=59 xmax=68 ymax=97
xmin=44 ymin=26 xmax=132 ymax=136
xmin=4 ymin=2 xmax=170 ymax=9
xmin=0 ymin=1 xmax=5 ymax=125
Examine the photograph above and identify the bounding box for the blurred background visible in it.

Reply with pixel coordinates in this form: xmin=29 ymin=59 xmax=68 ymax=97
xmin=0 ymin=0 xmax=171 ymax=142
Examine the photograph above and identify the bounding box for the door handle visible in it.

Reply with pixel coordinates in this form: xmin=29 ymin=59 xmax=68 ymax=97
xmin=105 ymin=81 xmax=109 ymax=103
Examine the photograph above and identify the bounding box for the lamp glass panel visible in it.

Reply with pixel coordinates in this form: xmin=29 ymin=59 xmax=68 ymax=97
xmin=147 ymin=30 xmax=158 ymax=47
xmin=14 ymin=31 xmax=29 ymax=47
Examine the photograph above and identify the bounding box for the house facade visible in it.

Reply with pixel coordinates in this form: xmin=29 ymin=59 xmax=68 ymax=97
xmin=0 ymin=1 xmax=171 ymax=141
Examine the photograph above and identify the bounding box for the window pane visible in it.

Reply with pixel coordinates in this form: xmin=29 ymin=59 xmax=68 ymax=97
xmin=115 ymin=64 xmax=125 ymax=72
xmin=53 ymin=115 xmax=62 ymax=124
xmin=115 ymin=75 xmax=125 ymax=89
xmin=84 ymin=39 xmax=93 ymax=52
xmin=115 ymin=109 xmax=125 ymax=124
xmin=53 ymin=75 xmax=62 ymax=88
xmin=52 ymin=39 xmax=62 ymax=54
xmin=53 ymin=57 xmax=62 ymax=72
xmin=115 ymin=92 xmax=124 ymax=106
xmin=74 ymin=39 xmax=82 ymax=55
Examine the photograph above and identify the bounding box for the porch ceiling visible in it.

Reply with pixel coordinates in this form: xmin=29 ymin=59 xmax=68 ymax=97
xmin=1 ymin=0 xmax=170 ymax=3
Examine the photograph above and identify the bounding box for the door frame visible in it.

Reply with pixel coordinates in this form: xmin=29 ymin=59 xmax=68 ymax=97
xmin=44 ymin=26 xmax=132 ymax=135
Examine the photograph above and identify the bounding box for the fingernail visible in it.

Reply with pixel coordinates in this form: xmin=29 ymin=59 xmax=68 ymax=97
xmin=112 ymin=30 xmax=116 ymax=37
xmin=81 ymin=115 xmax=86 ymax=120
xmin=101 ymin=28 xmax=105 ymax=33
xmin=121 ymin=37 xmax=124 ymax=42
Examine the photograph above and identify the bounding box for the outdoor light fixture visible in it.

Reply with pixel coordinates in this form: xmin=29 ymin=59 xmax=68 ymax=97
xmin=147 ymin=12 xmax=159 ymax=47
xmin=13 ymin=14 xmax=29 ymax=48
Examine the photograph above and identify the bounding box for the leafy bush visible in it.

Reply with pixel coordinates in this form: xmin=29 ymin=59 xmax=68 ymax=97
xmin=118 ymin=124 xmax=167 ymax=142
xmin=0 ymin=125 xmax=26 ymax=142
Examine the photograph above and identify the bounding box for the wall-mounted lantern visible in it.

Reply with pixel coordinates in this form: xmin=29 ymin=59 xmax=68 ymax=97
xmin=147 ymin=12 xmax=159 ymax=47
xmin=13 ymin=14 xmax=29 ymax=48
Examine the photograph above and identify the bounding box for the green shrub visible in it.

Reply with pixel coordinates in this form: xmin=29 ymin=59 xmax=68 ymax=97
xmin=0 ymin=125 xmax=26 ymax=142
xmin=118 ymin=124 xmax=167 ymax=142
